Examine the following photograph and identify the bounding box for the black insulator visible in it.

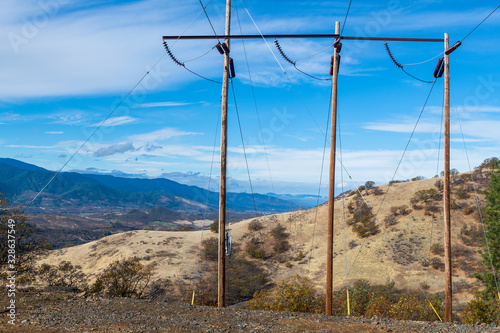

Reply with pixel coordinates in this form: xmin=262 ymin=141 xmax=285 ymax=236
xmin=221 ymin=42 xmax=230 ymax=54
xmin=437 ymin=60 xmax=445 ymax=78
xmin=384 ymin=41 xmax=403 ymax=69
xmin=229 ymin=58 xmax=235 ymax=78
xmin=274 ymin=39 xmax=296 ymax=65
xmin=216 ymin=43 xmax=224 ymax=55
xmin=445 ymin=41 xmax=462 ymax=55
xmin=329 ymin=56 xmax=334 ymax=75
xmin=334 ymin=41 xmax=342 ymax=53
xmin=433 ymin=58 xmax=444 ymax=78
xmin=163 ymin=41 xmax=184 ymax=67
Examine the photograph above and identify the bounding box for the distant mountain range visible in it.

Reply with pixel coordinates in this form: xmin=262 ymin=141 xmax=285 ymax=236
xmin=0 ymin=158 xmax=291 ymax=214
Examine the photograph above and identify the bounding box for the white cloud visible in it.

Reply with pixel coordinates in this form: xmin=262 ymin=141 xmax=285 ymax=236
xmin=137 ymin=102 xmax=193 ymax=108
xmin=128 ymin=127 xmax=201 ymax=144
xmin=45 ymin=131 xmax=63 ymax=134
xmin=93 ymin=116 xmax=138 ymax=127
xmin=94 ymin=142 xmax=135 ymax=157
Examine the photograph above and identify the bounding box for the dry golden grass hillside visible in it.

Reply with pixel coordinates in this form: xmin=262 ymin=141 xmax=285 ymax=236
xmin=38 ymin=171 xmax=491 ymax=303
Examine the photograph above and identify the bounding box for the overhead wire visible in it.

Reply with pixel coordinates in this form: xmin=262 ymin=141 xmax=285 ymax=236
xmin=346 ymin=79 xmax=438 ymax=278
xmin=308 ymin=88 xmax=332 ymax=269
xmin=340 ymin=0 xmax=353 ymax=35
xmin=197 ymin=0 xmax=221 ymax=43
xmin=234 ymin=1 xmax=276 ymax=199
xmin=461 ymin=5 xmax=500 ymax=42
xmin=338 ymin=161 xmax=443 ymax=321
xmin=27 ymin=1 xmax=218 ymax=206
xmin=230 ymin=80 xmax=259 ymax=216
xmin=239 ymin=0 xmax=325 ymax=136
xmin=192 ymin=110 xmax=220 ymax=305
xmin=384 ymin=41 xmax=435 ymax=83
xmin=426 ymin=97 xmax=445 ymax=286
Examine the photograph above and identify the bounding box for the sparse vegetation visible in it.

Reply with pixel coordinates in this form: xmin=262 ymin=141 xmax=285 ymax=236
xmin=202 ymin=237 xmax=218 ymax=261
xmin=248 ymin=220 xmax=262 ymax=231
xmin=246 ymin=275 xmax=323 ymax=313
xmin=246 ymin=238 xmax=266 ymax=259
xmin=90 ymin=257 xmax=154 ymax=298
xmin=38 ymin=261 xmax=87 ymax=290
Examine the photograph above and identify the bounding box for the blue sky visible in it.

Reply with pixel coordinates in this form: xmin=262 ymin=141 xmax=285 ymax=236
xmin=1 ymin=0 xmax=499 ymax=196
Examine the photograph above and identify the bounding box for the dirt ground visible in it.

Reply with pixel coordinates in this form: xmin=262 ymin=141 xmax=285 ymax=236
xmin=1 ymin=289 xmax=499 ymax=333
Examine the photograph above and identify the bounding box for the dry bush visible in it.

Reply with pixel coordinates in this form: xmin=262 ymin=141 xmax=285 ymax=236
xmin=388 ymin=294 xmax=443 ymax=321
xmin=247 ymin=220 xmax=262 ymax=231
xmin=455 ymin=186 xmax=470 ymax=200
xmin=431 ymin=243 xmax=444 ymax=256
xmin=202 ymin=237 xmax=218 ymax=261
xmin=430 ymin=257 xmax=444 ymax=270
xmin=38 ymin=261 xmax=87 ymax=290
xmin=398 ymin=205 xmax=411 ymax=216
xmin=459 ymin=224 xmax=483 ymax=247
xmin=462 ymin=204 xmax=475 ymax=215
xmin=246 ymin=275 xmax=323 ymax=314
xmin=90 ymin=257 xmax=154 ymax=298
xmin=384 ymin=214 xmax=397 ymax=227
xmin=246 ymin=238 xmax=266 ymax=259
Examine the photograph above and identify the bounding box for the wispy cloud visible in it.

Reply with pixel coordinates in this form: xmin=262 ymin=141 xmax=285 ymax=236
xmin=137 ymin=102 xmax=193 ymax=108
xmin=93 ymin=116 xmax=138 ymax=127
xmin=45 ymin=131 xmax=64 ymax=134
xmin=94 ymin=142 xmax=135 ymax=157
xmin=128 ymin=127 xmax=202 ymax=144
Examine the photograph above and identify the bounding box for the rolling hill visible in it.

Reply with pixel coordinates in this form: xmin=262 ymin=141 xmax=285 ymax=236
xmin=38 ymin=169 xmax=493 ymax=306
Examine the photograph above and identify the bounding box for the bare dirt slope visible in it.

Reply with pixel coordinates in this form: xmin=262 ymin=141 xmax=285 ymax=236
xmin=38 ymin=173 xmax=487 ymax=301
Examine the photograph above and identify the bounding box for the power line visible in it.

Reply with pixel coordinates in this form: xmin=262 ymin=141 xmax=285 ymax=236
xmin=461 ymin=5 xmax=500 ymax=42
xmin=230 ymin=80 xmax=258 ymax=216
xmin=27 ymin=2 xmax=215 ymax=207
xmin=340 ymin=0 xmax=353 ymax=35
xmin=198 ymin=0 xmax=221 ymax=43
xmin=239 ymin=0 xmax=325 ymax=135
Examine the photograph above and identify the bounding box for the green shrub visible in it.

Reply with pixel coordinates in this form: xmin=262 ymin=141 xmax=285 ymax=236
xmin=462 ymin=294 xmax=499 ymax=325
xmin=245 ymin=275 xmax=323 ymax=314
xmin=246 ymin=239 xmax=266 ymax=259
xmin=388 ymin=294 xmax=443 ymax=321
xmin=210 ymin=220 xmax=219 ymax=233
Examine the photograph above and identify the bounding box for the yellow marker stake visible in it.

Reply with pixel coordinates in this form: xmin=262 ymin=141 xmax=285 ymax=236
xmin=347 ymin=289 xmax=351 ymax=316
xmin=429 ymin=302 xmax=442 ymax=322
xmin=191 ymin=291 xmax=195 ymax=305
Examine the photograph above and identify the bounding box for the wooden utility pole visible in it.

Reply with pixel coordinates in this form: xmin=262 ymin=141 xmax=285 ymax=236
xmin=326 ymin=21 xmax=340 ymax=316
xmin=443 ymin=32 xmax=452 ymax=322
xmin=218 ymin=0 xmax=231 ymax=309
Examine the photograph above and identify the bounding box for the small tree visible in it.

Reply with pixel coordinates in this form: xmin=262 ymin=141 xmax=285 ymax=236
xmin=475 ymin=160 xmax=500 ymax=300
xmin=91 ymin=257 xmax=154 ymax=298
xmin=0 ymin=194 xmax=46 ymax=279
xmin=210 ymin=220 xmax=219 ymax=233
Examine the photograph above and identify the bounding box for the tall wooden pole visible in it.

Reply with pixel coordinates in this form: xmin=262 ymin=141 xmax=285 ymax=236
xmin=443 ymin=32 xmax=452 ymax=322
xmin=218 ymin=0 xmax=231 ymax=309
xmin=326 ymin=21 xmax=340 ymax=316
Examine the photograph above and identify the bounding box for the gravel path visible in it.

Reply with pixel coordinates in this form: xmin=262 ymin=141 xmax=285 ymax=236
xmin=1 ymin=290 xmax=499 ymax=332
